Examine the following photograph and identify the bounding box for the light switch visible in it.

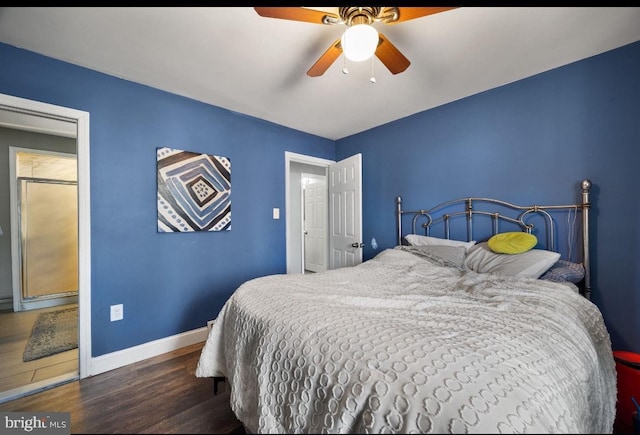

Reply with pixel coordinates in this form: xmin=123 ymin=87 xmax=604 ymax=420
xmin=273 ymin=208 xmax=280 ymax=219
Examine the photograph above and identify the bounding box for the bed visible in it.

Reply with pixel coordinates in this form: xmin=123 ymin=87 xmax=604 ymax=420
xmin=196 ymin=179 xmax=616 ymax=434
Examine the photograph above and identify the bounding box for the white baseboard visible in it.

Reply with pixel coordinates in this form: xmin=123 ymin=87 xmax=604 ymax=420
xmin=90 ymin=326 xmax=209 ymax=377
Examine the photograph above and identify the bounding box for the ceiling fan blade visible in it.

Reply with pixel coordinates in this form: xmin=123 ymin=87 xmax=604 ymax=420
xmin=254 ymin=7 xmax=339 ymax=25
xmin=375 ymin=33 xmax=410 ymax=75
xmin=307 ymin=39 xmax=342 ymax=77
xmin=386 ymin=7 xmax=458 ymax=24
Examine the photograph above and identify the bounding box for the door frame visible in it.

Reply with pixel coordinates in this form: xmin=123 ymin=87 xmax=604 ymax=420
xmin=285 ymin=151 xmax=334 ymax=274
xmin=0 ymin=93 xmax=91 ymax=383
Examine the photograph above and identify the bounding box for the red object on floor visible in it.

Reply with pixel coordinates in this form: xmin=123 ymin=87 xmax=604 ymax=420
xmin=614 ymin=351 xmax=640 ymax=434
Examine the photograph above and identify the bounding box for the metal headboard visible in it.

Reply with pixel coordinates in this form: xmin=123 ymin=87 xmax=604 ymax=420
xmin=396 ymin=179 xmax=592 ymax=299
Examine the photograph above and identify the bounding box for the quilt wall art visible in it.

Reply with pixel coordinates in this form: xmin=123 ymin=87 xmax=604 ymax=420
xmin=157 ymin=147 xmax=231 ymax=232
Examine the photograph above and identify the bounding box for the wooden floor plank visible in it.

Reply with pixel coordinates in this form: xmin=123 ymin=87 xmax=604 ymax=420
xmin=0 ymin=342 xmax=245 ymax=434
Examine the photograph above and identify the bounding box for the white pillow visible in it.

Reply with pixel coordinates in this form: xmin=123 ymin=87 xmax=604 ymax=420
xmin=464 ymin=242 xmax=560 ymax=279
xmin=404 ymin=234 xmax=476 ymax=252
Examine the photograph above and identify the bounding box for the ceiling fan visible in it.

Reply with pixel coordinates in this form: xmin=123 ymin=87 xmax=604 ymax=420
xmin=254 ymin=7 xmax=458 ymax=77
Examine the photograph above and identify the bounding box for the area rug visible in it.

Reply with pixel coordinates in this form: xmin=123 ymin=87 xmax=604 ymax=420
xmin=23 ymin=306 xmax=78 ymax=362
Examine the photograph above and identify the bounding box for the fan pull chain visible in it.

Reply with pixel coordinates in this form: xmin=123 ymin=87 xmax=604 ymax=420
xmin=370 ymin=56 xmax=376 ymax=83
xmin=342 ymin=54 xmax=349 ymax=74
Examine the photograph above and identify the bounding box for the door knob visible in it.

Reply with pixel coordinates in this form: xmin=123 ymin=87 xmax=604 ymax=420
xmin=351 ymin=242 xmax=365 ymax=248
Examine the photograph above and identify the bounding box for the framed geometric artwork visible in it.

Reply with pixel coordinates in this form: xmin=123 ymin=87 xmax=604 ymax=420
xmin=157 ymin=147 xmax=231 ymax=232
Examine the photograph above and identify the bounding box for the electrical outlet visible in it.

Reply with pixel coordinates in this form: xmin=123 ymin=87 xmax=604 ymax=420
xmin=110 ymin=304 xmax=123 ymax=322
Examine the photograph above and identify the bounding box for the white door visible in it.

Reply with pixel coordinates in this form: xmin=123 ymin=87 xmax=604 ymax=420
xmin=303 ymin=177 xmax=327 ymax=272
xmin=329 ymin=153 xmax=362 ymax=268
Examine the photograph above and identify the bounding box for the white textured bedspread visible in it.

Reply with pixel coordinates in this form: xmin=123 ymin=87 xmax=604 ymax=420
xmin=196 ymin=248 xmax=616 ymax=434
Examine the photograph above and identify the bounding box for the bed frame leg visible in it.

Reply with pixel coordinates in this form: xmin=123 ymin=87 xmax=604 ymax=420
xmin=213 ymin=376 xmax=226 ymax=395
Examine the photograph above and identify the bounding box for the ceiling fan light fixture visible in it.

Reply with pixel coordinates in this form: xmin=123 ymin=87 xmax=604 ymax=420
xmin=341 ymin=24 xmax=379 ymax=62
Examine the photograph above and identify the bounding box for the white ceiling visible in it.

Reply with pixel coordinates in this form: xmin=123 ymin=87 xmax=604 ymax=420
xmin=1 ymin=7 xmax=639 ymax=140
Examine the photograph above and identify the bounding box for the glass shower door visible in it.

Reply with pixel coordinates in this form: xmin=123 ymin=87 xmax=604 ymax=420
xmin=18 ymin=177 xmax=78 ymax=310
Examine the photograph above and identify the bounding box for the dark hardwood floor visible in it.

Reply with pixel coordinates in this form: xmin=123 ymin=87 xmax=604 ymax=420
xmin=0 ymin=342 xmax=245 ymax=434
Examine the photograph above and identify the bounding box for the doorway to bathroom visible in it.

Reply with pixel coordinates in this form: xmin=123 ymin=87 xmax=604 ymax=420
xmin=0 ymin=93 xmax=91 ymax=404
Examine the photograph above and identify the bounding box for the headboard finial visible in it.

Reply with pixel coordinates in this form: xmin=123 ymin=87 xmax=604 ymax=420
xmin=581 ymin=179 xmax=592 ymax=191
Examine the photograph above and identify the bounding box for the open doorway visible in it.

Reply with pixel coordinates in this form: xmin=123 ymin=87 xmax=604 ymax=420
xmin=285 ymin=151 xmax=363 ymax=274
xmin=0 ymin=93 xmax=91 ymax=404
xmin=286 ymin=153 xmax=331 ymax=274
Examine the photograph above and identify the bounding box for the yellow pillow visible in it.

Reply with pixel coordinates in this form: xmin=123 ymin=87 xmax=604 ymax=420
xmin=487 ymin=232 xmax=537 ymax=254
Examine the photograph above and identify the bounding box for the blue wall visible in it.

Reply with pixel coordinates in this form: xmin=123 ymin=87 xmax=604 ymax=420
xmin=0 ymin=43 xmax=335 ymax=356
xmin=336 ymin=40 xmax=640 ymax=354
